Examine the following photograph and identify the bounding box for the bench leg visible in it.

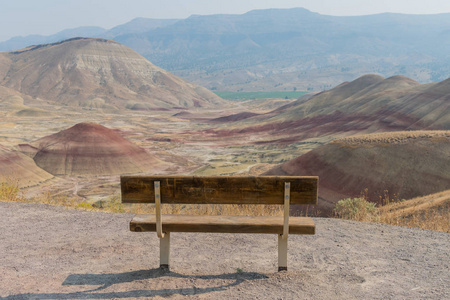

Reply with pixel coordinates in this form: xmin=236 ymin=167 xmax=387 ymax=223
xmin=160 ymin=232 xmax=170 ymax=270
xmin=278 ymin=234 xmax=288 ymax=271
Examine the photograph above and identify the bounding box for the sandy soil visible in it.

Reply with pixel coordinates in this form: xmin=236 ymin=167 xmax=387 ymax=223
xmin=1 ymin=202 xmax=449 ymax=299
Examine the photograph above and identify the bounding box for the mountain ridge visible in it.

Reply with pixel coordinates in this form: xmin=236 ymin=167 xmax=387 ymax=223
xmin=1 ymin=8 xmax=449 ymax=91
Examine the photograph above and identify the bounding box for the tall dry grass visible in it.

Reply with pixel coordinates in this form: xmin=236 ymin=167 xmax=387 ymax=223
xmin=0 ymin=180 xmax=282 ymax=216
xmin=377 ymin=190 xmax=449 ymax=232
xmin=0 ymin=180 xmax=21 ymax=202
xmin=334 ymin=189 xmax=450 ymax=233
xmin=4 ymin=180 xmax=446 ymax=232
xmin=0 ymin=180 xmax=126 ymax=212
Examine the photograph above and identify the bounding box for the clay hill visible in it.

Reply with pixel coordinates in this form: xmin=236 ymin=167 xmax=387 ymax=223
xmin=27 ymin=122 xmax=165 ymax=176
xmin=219 ymin=75 xmax=447 ymax=138
xmin=265 ymin=131 xmax=450 ymax=215
xmin=275 ymin=74 xmax=450 ymax=129
xmin=0 ymin=38 xmax=225 ymax=110
xmin=0 ymin=85 xmax=54 ymax=117
xmin=0 ymin=85 xmax=30 ymax=109
xmin=0 ymin=145 xmax=53 ymax=187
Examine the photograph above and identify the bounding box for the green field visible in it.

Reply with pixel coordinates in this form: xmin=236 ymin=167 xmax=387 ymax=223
xmin=214 ymin=91 xmax=308 ymax=100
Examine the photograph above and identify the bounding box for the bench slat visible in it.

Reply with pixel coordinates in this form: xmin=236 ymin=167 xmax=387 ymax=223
xmin=121 ymin=176 xmax=318 ymax=205
xmin=130 ymin=214 xmax=315 ymax=234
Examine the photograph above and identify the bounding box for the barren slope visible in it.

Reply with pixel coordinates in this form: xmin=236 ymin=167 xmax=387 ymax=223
xmin=201 ymin=75 xmax=449 ymax=146
xmin=0 ymin=145 xmax=53 ymax=187
xmin=30 ymin=122 xmax=166 ymax=176
xmin=273 ymin=75 xmax=449 ymax=130
xmin=265 ymin=131 xmax=450 ymax=214
xmin=0 ymin=86 xmax=28 ymax=110
xmin=0 ymin=38 xmax=225 ymax=109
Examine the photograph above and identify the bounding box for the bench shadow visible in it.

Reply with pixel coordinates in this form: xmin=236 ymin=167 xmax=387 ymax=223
xmin=1 ymin=268 xmax=267 ymax=299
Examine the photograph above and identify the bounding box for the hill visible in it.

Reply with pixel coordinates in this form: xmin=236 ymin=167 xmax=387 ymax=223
xmin=267 ymin=74 xmax=449 ymax=130
xmin=378 ymin=189 xmax=449 ymax=232
xmin=0 ymin=145 xmax=53 ymax=187
xmin=28 ymin=122 xmax=166 ymax=176
xmin=0 ymin=85 xmax=55 ymax=117
xmin=204 ymin=75 xmax=449 ymax=145
xmin=265 ymin=131 xmax=450 ymax=214
xmin=0 ymin=38 xmax=225 ymax=110
xmin=2 ymin=8 xmax=449 ymax=91
xmin=0 ymin=86 xmax=28 ymax=111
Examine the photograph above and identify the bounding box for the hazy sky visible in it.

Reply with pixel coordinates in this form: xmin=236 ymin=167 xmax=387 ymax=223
xmin=1 ymin=0 xmax=450 ymax=42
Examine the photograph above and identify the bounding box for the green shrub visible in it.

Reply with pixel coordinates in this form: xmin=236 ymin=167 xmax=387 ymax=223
xmin=334 ymin=197 xmax=377 ymax=221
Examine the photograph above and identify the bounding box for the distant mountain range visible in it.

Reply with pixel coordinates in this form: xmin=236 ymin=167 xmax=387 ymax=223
xmin=1 ymin=8 xmax=450 ymax=91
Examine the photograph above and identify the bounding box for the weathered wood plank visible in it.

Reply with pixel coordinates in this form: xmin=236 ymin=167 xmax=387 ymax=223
xmin=130 ymin=214 xmax=316 ymax=234
xmin=121 ymin=175 xmax=318 ymax=205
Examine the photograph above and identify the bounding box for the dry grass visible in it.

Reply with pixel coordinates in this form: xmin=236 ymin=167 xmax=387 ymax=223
xmin=0 ymin=180 xmax=125 ymax=213
xmin=5 ymin=179 xmax=446 ymax=232
xmin=0 ymin=180 xmax=282 ymax=217
xmin=127 ymin=203 xmax=283 ymax=216
xmin=377 ymin=190 xmax=450 ymax=232
xmin=0 ymin=180 xmax=21 ymax=202
xmin=334 ymin=130 xmax=449 ymax=145
xmin=334 ymin=189 xmax=450 ymax=233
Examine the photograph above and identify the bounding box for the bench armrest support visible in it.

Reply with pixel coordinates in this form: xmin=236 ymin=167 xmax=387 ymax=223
xmin=155 ymin=181 xmax=165 ymax=238
xmin=282 ymin=182 xmax=290 ymax=239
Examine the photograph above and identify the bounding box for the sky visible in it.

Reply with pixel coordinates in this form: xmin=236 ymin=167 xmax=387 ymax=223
xmin=1 ymin=0 xmax=450 ymax=42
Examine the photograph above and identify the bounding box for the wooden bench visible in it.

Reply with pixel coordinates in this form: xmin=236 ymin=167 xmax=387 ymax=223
xmin=121 ymin=175 xmax=318 ymax=271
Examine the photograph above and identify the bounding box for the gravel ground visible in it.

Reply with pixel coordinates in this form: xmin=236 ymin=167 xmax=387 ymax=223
xmin=0 ymin=202 xmax=449 ymax=299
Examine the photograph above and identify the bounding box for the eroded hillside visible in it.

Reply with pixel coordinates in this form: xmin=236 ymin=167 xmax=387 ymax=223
xmin=0 ymin=38 xmax=226 ymax=110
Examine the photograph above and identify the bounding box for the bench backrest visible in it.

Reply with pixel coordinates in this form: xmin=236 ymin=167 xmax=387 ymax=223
xmin=121 ymin=175 xmax=318 ymax=205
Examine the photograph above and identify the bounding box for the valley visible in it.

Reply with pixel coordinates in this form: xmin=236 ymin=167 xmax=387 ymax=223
xmin=0 ymin=98 xmax=327 ymax=204
xmin=0 ymin=38 xmax=448 ymax=219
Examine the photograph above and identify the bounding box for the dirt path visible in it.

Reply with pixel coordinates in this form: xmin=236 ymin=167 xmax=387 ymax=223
xmin=0 ymin=202 xmax=448 ymax=299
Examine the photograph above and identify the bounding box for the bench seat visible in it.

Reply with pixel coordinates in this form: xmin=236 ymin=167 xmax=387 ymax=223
xmin=130 ymin=214 xmax=315 ymax=234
